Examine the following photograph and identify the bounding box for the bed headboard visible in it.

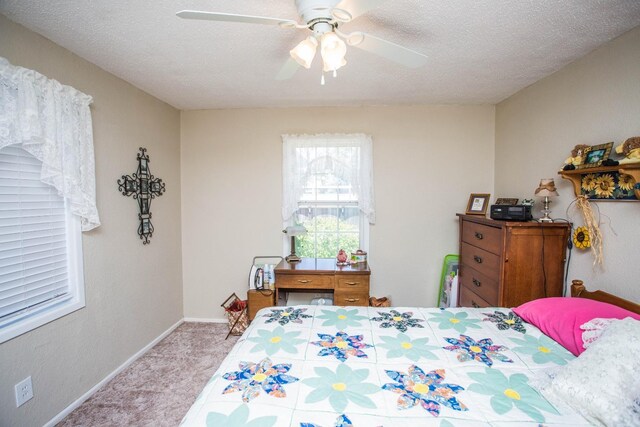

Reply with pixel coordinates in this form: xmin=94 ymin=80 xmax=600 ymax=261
xmin=571 ymin=280 xmax=640 ymax=314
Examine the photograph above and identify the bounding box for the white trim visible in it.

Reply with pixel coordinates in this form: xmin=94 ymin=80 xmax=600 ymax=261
xmin=44 ymin=319 xmax=184 ymax=427
xmin=182 ymin=317 xmax=227 ymax=324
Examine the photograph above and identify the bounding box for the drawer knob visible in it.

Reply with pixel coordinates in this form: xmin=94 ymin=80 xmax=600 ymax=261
xmin=473 ymin=255 xmax=483 ymax=264
xmin=298 ymin=279 xmax=311 ymax=284
xmin=472 ymin=278 xmax=482 ymax=287
xmin=345 ymin=282 xmax=358 ymax=286
xmin=475 ymin=232 xmax=484 ymax=240
xmin=345 ymin=298 xmax=360 ymax=303
xmin=472 ymin=301 xmax=480 ymax=308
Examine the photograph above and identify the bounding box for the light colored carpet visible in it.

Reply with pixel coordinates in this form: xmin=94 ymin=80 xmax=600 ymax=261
xmin=57 ymin=322 xmax=239 ymax=427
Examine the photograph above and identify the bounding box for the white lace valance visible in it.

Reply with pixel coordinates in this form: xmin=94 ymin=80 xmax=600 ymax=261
xmin=282 ymin=133 xmax=375 ymax=224
xmin=0 ymin=57 xmax=99 ymax=231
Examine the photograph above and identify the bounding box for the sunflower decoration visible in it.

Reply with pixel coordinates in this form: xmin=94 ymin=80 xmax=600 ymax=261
xmin=618 ymin=173 xmax=635 ymax=191
xmin=594 ymin=174 xmax=615 ymax=198
xmin=573 ymin=226 xmax=591 ymax=250
xmin=581 ymin=173 xmax=598 ymax=192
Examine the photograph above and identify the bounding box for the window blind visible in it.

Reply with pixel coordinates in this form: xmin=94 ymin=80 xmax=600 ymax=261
xmin=0 ymin=146 xmax=70 ymax=322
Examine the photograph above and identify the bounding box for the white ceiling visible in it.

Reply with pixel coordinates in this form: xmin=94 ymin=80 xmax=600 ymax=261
xmin=1 ymin=1 xmax=639 ymax=110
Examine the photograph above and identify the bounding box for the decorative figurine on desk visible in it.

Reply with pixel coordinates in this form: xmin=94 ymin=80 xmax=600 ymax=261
xmin=336 ymin=249 xmax=348 ymax=266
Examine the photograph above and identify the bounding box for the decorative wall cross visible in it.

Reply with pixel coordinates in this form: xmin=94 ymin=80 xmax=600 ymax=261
xmin=117 ymin=147 xmax=166 ymax=244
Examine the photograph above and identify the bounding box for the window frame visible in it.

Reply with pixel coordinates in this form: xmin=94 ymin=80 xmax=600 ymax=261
xmin=291 ymin=201 xmax=369 ymax=259
xmin=0 ymin=156 xmax=86 ymax=344
xmin=282 ymin=133 xmax=374 ymax=260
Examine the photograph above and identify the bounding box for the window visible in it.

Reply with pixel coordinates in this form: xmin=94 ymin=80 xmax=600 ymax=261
xmin=0 ymin=146 xmax=85 ymax=344
xmin=282 ymin=134 xmax=375 ymax=259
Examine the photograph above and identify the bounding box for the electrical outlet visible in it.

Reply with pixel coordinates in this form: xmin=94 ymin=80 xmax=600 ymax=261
xmin=15 ymin=376 xmax=33 ymax=407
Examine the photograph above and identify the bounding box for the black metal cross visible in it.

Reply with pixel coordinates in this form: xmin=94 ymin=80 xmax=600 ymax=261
xmin=117 ymin=147 xmax=166 ymax=244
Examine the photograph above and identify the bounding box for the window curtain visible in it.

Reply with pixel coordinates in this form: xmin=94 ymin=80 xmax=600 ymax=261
xmin=282 ymin=133 xmax=375 ymax=224
xmin=0 ymin=57 xmax=99 ymax=231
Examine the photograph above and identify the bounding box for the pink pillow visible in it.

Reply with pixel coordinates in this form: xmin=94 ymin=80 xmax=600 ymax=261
xmin=513 ymin=297 xmax=640 ymax=356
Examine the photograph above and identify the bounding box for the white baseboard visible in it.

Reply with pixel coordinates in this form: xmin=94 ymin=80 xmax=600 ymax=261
xmin=183 ymin=317 xmax=227 ymax=323
xmin=44 ymin=318 xmax=184 ymax=427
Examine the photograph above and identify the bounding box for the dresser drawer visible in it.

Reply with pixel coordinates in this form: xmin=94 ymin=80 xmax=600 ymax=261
xmin=458 ymin=265 xmax=499 ymax=305
xmin=276 ymin=274 xmax=334 ymax=289
xmin=333 ymin=290 xmax=369 ymax=306
xmin=336 ymin=275 xmax=370 ymax=291
xmin=459 ymin=285 xmax=492 ymax=308
xmin=462 ymin=221 xmax=502 ymax=254
xmin=460 ymin=242 xmax=501 ymax=281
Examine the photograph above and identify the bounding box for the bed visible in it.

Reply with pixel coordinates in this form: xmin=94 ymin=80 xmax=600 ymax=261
xmin=181 ymin=281 xmax=640 ymax=426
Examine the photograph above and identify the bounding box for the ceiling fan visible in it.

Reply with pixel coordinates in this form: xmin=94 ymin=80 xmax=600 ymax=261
xmin=177 ymin=0 xmax=428 ymax=83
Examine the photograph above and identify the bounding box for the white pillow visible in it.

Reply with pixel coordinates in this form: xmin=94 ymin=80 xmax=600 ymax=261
xmin=580 ymin=317 xmax=618 ymax=349
xmin=533 ymin=317 xmax=640 ymax=426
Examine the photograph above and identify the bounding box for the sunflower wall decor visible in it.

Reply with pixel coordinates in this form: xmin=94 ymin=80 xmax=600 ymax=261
xmin=573 ymin=226 xmax=591 ymax=249
xmin=575 ymin=196 xmax=604 ymax=269
xmin=580 ymin=172 xmax=636 ymax=200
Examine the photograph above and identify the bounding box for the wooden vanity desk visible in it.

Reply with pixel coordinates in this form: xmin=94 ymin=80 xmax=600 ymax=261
xmin=274 ymin=258 xmax=371 ymax=307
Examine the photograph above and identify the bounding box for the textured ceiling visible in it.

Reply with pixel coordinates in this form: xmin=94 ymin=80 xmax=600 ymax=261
xmin=1 ymin=1 xmax=639 ymax=110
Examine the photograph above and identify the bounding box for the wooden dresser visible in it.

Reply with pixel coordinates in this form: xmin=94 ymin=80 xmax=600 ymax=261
xmin=457 ymin=214 xmax=570 ymax=308
xmin=274 ymin=258 xmax=370 ymax=306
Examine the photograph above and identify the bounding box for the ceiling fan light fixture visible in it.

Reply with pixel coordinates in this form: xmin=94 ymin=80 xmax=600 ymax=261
xmin=320 ymin=32 xmax=347 ymax=72
xmin=290 ymin=36 xmax=318 ymax=69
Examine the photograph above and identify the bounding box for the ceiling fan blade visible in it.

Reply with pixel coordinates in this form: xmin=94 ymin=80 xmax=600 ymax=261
xmin=345 ymin=32 xmax=427 ymax=68
xmin=333 ymin=0 xmax=388 ymax=21
xmin=276 ymin=58 xmax=300 ymax=81
xmin=176 ymin=10 xmax=296 ymax=26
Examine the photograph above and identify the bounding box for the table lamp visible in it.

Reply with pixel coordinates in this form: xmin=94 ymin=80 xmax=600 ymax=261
xmin=534 ymin=178 xmax=559 ymax=222
xmin=283 ymin=225 xmax=307 ymax=263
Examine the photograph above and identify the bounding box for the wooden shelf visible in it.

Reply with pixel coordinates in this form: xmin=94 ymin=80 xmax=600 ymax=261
xmin=558 ymin=163 xmax=640 ymax=200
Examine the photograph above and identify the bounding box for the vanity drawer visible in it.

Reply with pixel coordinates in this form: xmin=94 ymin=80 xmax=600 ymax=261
xmin=462 ymin=221 xmax=502 ymax=254
xmin=336 ymin=275 xmax=370 ymax=291
xmin=459 ymin=285 xmax=492 ymax=308
xmin=276 ymin=274 xmax=334 ymax=289
xmin=333 ymin=290 xmax=368 ymax=306
xmin=458 ymin=264 xmax=499 ymax=305
xmin=460 ymin=242 xmax=501 ymax=281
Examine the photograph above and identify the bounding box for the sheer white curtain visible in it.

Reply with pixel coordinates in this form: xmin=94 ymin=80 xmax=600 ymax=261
xmin=282 ymin=133 xmax=375 ymax=224
xmin=0 ymin=57 xmax=99 ymax=230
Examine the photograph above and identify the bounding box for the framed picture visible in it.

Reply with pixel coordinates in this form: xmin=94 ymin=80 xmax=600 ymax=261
xmin=575 ymin=142 xmax=613 ymax=169
xmin=466 ymin=193 xmax=491 ymax=215
xmin=495 ymin=198 xmax=518 ymax=205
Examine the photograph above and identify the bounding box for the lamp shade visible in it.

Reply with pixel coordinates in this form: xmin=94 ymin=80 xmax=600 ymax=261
xmin=290 ymin=37 xmax=318 ymax=69
xmin=284 ymin=225 xmax=307 ymax=236
xmin=320 ymin=32 xmax=347 ymax=72
xmin=534 ymin=178 xmax=559 ymax=197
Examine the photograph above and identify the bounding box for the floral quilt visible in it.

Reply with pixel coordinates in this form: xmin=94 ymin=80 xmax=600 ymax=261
xmin=181 ymin=306 xmax=591 ymax=426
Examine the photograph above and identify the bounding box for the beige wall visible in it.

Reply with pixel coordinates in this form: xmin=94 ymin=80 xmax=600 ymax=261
xmin=0 ymin=15 xmax=183 ymax=427
xmin=181 ymin=105 xmax=495 ymax=318
xmin=496 ymin=26 xmax=640 ymax=302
